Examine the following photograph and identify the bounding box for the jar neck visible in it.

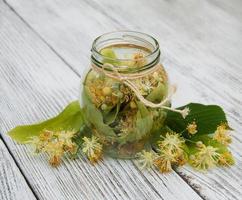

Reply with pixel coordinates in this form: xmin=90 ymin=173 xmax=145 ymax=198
xmin=91 ymin=31 xmax=162 ymax=74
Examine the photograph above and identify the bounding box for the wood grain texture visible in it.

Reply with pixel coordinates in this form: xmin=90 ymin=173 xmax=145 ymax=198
xmin=0 ymin=1 xmax=203 ymax=200
xmin=3 ymin=0 xmax=242 ymax=199
xmin=0 ymin=139 xmax=36 ymax=200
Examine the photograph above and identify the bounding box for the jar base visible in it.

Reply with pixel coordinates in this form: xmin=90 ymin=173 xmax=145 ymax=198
xmin=103 ymin=142 xmax=152 ymax=159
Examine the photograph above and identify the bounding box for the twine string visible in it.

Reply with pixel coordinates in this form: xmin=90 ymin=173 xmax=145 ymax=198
xmin=91 ymin=63 xmax=189 ymax=118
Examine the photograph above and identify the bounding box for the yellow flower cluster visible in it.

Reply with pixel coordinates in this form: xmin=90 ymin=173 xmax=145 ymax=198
xmin=87 ymin=72 xmax=133 ymax=110
xmin=136 ymin=150 xmax=158 ymax=170
xmin=88 ymin=79 xmax=119 ymax=108
xmin=136 ymin=132 xmax=186 ymax=173
xmin=133 ymin=52 xmax=147 ymax=67
xmin=213 ymin=123 xmax=232 ymax=146
xmin=136 ymin=120 xmax=235 ymax=173
xmin=187 ymin=121 xmax=197 ymax=135
xmin=119 ymin=109 xmax=137 ymax=136
xmin=218 ymin=152 xmax=235 ymax=166
xmin=190 ymin=142 xmax=220 ymax=170
xmin=190 ymin=141 xmax=234 ymax=170
xmin=82 ymin=136 xmax=103 ymax=164
xmin=155 ymin=132 xmax=186 ymax=172
xmin=28 ymin=130 xmax=77 ymax=167
xmin=158 ymin=132 xmax=185 ymax=155
xmin=188 ymin=122 xmax=234 ymax=171
xmin=134 ymin=68 xmax=167 ymax=96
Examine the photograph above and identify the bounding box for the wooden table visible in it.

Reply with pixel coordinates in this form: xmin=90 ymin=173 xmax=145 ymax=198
xmin=0 ymin=0 xmax=242 ymax=199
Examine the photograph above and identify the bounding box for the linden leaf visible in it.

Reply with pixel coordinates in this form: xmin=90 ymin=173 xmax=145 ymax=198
xmin=117 ymin=101 xmax=153 ymax=144
xmin=100 ymin=48 xmax=117 ymax=59
xmin=147 ymin=83 xmax=168 ymax=103
xmin=135 ymin=102 xmax=153 ymax=138
xmin=165 ymin=103 xmax=230 ymax=138
xmin=104 ymin=103 xmax=120 ymax=125
xmin=82 ymin=86 xmax=117 ymax=140
xmin=100 ymin=48 xmax=120 ymax=66
xmin=8 ymin=101 xmax=84 ymax=143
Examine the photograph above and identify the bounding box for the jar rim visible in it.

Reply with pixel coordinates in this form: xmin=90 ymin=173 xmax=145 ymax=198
xmin=91 ymin=30 xmax=160 ymax=62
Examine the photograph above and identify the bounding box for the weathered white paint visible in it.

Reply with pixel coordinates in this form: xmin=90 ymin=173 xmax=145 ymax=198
xmin=0 ymin=1 xmax=205 ymax=200
xmin=0 ymin=139 xmax=36 ymax=200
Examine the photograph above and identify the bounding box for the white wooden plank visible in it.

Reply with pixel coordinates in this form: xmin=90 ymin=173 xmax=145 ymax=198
xmin=0 ymin=139 xmax=36 ymax=200
xmin=4 ymin=0 xmax=242 ymax=199
xmin=0 ymin=1 xmax=202 ymax=200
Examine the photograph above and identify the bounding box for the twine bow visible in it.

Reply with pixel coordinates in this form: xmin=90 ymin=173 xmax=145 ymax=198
xmin=91 ymin=63 xmax=189 ymax=118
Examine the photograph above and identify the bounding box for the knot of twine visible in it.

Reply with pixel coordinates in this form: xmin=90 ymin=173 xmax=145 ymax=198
xmin=91 ymin=63 xmax=189 ymax=118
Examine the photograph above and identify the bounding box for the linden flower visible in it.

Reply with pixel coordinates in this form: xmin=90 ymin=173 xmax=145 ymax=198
xmin=187 ymin=121 xmax=198 ymax=135
xmin=134 ymin=77 xmax=154 ymax=96
xmin=190 ymin=144 xmax=220 ymax=171
xmin=28 ymin=130 xmax=54 ymax=154
xmin=82 ymin=136 xmax=103 ymax=164
xmin=28 ymin=130 xmax=78 ymax=167
xmin=218 ymin=152 xmax=235 ymax=166
xmin=44 ymin=141 xmax=64 ymax=167
xmin=140 ymin=81 xmax=153 ymax=95
xmin=154 ymin=151 xmax=176 ymax=173
xmin=176 ymin=154 xmax=187 ymax=166
xmin=158 ymin=132 xmax=185 ymax=156
xmin=39 ymin=130 xmax=53 ymax=141
xmin=54 ymin=130 xmax=77 ymax=154
xmin=213 ymin=124 xmax=232 ymax=146
xmin=27 ymin=136 xmax=44 ymax=153
xmin=181 ymin=107 xmax=190 ymax=119
xmin=136 ymin=150 xmax=158 ymax=170
xmin=58 ymin=130 xmax=76 ymax=142
xmin=152 ymin=71 xmax=162 ymax=82
xmin=87 ymin=77 xmax=119 ymax=108
xmin=49 ymin=155 xmax=62 ymax=167
xmin=133 ymin=52 xmax=147 ymax=67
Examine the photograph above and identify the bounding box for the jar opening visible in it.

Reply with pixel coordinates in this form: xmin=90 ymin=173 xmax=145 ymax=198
xmin=91 ymin=31 xmax=161 ymax=73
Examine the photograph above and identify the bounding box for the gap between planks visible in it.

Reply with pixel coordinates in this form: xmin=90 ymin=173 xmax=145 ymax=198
xmin=0 ymin=136 xmax=37 ymax=200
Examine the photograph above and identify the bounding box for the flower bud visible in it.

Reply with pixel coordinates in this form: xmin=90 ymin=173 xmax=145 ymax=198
xmin=102 ymin=87 xmax=112 ymax=96
xmin=130 ymin=101 xmax=137 ymax=109
xmin=196 ymin=141 xmax=203 ymax=148
xmin=117 ymin=91 xmax=124 ymax=99
xmin=101 ymin=104 xmax=108 ymax=110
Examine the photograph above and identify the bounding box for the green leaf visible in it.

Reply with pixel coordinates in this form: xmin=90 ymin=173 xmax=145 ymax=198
xmin=82 ymin=86 xmax=117 ymax=140
xmin=165 ymin=103 xmax=229 ymax=138
xmin=8 ymin=101 xmax=84 ymax=144
xmin=100 ymin=48 xmax=120 ymax=66
xmin=150 ymin=110 xmax=167 ymax=134
xmin=135 ymin=102 xmax=153 ymax=138
xmin=147 ymin=83 xmax=168 ymax=103
xmin=117 ymin=102 xmax=153 ymax=144
xmin=104 ymin=103 xmax=120 ymax=125
xmin=100 ymin=48 xmax=117 ymax=59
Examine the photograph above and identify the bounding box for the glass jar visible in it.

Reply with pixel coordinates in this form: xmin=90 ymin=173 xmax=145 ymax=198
xmin=80 ymin=31 xmax=170 ymax=159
